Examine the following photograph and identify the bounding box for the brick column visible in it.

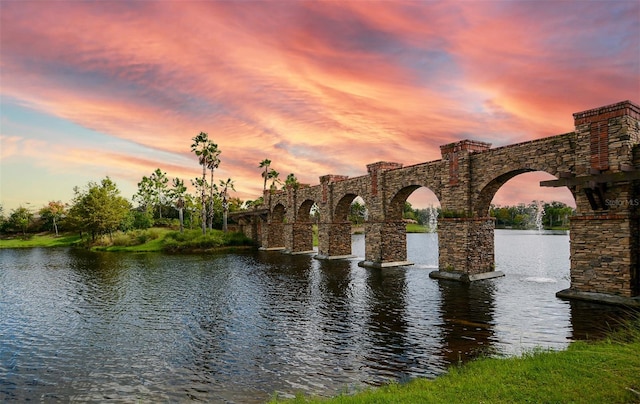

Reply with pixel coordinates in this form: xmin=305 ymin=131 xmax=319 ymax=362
xmin=556 ymin=101 xmax=640 ymax=305
xmin=359 ymin=220 xmax=411 ymax=268
xmin=566 ymin=213 xmax=638 ymax=298
xmin=260 ymin=222 xmax=285 ymax=250
xmin=316 ymin=221 xmax=353 ymax=259
xmin=285 ymin=222 xmax=314 ymax=254
xmin=431 ymin=217 xmax=503 ymax=282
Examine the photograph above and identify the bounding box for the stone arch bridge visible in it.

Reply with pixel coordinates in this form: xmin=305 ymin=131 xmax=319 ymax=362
xmin=231 ymin=100 xmax=640 ymax=306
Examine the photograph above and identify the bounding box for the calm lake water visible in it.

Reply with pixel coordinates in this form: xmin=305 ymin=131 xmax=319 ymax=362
xmin=0 ymin=230 xmax=635 ymax=402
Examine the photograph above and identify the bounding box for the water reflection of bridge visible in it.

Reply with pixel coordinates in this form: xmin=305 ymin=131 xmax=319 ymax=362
xmin=231 ymin=100 xmax=640 ymax=307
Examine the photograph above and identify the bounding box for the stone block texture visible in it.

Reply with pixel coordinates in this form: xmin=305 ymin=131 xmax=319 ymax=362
xmin=233 ymin=100 xmax=639 ymax=299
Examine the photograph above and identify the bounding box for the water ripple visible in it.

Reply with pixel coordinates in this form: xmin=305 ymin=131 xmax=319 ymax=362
xmin=1 ymin=236 xmax=635 ymax=402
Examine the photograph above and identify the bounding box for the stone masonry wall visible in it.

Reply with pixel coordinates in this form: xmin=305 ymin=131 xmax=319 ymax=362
xmin=258 ymin=100 xmax=640 ymax=298
xmin=567 ymin=101 xmax=640 ymax=297
xmin=267 ymin=222 xmax=285 ymax=249
xmin=317 ymin=222 xmax=351 ymax=257
xmin=469 ymin=133 xmax=577 ymax=216
xmin=291 ymin=222 xmax=313 ymax=253
xmin=438 ymin=218 xmax=495 ymax=275
xmin=363 ymin=221 xmax=407 ymax=264
xmin=382 ymin=221 xmax=407 ymax=262
xmin=570 ymin=214 xmax=637 ymax=297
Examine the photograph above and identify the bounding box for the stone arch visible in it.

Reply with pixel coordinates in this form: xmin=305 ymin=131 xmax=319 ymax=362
xmin=316 ymin=192 xmax=367 ymax=260
xmin=389 ymin=185 xmax=420 ymax=220
xmin=388 ymin=185 xmax=441 ymax=221
xmin=382 ymin=184 xmax=441 ymax=267
xmin=284 ymin=198 xmax=317 ymax=254
xmin=474 ymin=169 xmax=576 ymax=217
xmin=334 ymin=193 xmax=361 ymax=221
xmin=261 ymin=202 xmax=287 ymax=250
xmin=272 ymin=203 xmax=286 ymax=222
xmin=297 ymin=199 xmax=316 ymax=222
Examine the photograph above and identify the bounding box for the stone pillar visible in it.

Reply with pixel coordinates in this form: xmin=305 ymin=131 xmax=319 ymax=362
xmin=286 ymin=222 xmax=314 ymax=254
xmin=431 ymin=217 xmax=503 ymax=282
xmin=253 ymin=217 xmax=263 ymax=247
xmin=261 ymin=202 xmax=286 ymax=251
xmin=315 ymin=174 xmax=353 ymax=260
xmin=357 ymin=161 xmax=409 ymax=268
xmin=431 ymin=139 xmax=502 ymax=282
xmin=283 ymin=222 xmax=293 ymax=252
xmin=261 ymin=222 xmax=285 ymax=251
xmin=316 ymin=222 xmax=353 ymax=259
xmin=556 ymin=101 xmax=640 ymax=305
xmin=566 ymin=213 xmax=638 ymax=299
xmin=359 ymin=221 xmax=411 ymax=268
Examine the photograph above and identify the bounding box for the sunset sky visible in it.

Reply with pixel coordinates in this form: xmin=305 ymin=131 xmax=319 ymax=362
xmin=1 ymin=0 xmax=638 ymax=212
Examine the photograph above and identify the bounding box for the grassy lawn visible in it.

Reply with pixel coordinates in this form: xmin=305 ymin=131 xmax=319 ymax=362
xmin=0 ymin=233 xmax=83 ymax=248
xmin=406 ymin=223 xmax=431 ymax=233
xmin=271 ymin=319 xmax=640 ymax=403
xmin=0 ymin=228 xmax=254 ymax=252
xmin=94 ymin=234 xmax=168 ymax=252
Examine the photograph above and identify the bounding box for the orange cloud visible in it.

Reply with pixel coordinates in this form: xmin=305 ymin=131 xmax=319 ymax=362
xmin=0 ymin=1 xmax=637 ymax=211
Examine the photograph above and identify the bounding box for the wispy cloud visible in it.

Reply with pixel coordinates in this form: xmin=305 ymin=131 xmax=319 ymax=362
xmin=1 ymin=0 xmax=637 ymax=210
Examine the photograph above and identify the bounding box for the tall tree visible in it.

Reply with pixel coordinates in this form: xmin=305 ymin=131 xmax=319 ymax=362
xmin=206 ymin=142 xmax=221 ymax=230
xmin=149 ymin=168 xmax=169 ymax=219
xmin=39 ymin=201 xmax=66 ymax=236
xmin=190 ymin=177 xmax=208 ymax=232
xmin=9 ymin=206 xmax=34 ymax=235
xmin=183 ymin=192 xmax=197 ymax=230
xmin=219 ymin=178 xmax=235 ymax=232
xmin=284 ymin=173 xmax=299 ymax=190
xmin=134 ymin=175 xmax=155 ymax=224
xmin=268 ymin=169 xmax=280 ymax=191
xmin=68 ymin=177 xmax=131 ymax=241
xmin=259 ymin=159 xmax=271 ymax=193
xmin=169 ymin=177 xmax=187 ymax=232
xmin=191 ymin=132 xmax=212 ymax=235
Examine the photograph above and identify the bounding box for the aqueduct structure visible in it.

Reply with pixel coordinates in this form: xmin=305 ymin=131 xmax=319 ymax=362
xmin=232 ymin=101 xmax=640 ymax=306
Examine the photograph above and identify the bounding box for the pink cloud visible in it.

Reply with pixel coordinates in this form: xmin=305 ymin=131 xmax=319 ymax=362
xmin=0 ymin=135 xmax=22 ymax=159
xmin=0 ymin=1 xmax=637 ymax=210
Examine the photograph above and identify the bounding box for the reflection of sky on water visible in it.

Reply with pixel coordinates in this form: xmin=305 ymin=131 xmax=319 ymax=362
xmin=1 ymin=232 xmax=634 ymax=402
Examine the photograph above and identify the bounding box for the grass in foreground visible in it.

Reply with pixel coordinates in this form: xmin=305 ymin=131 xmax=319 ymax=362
xmin=272 ymin=319 xmax=640 ymax=404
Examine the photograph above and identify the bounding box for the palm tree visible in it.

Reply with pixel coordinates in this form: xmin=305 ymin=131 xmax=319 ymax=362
xmin=259 ymin=159 xmax=271 ymax=193
xmin=190 ymin=177 xmax=208 ymax=233
xmin=206 ymin=142 xmax=221 ymax=230
xmin=150 ymin=168 xmax=168 ymax=219
xmin=284 ymin=173 xmax=299 ymax=190
xmin=268 ymin=169 xmax=280 ymax=191
xmin=219 ymin=178 xmax=235 ymax=232
xmin=170 ymin=178 xmax=187 ymax=232
xmin=191 ymin=131 xmax=212 ymax=235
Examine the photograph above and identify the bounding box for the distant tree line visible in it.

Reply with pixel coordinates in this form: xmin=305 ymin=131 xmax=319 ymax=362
xmin=0 ymin=131 xmax=313 ymax=241
xmin=344 ymin=200 xmax=574 ymax=230
xmin=0 ymin=132 xmax=242 ymax=240
xmin=490 ymin=201 xmax=574 ymax=229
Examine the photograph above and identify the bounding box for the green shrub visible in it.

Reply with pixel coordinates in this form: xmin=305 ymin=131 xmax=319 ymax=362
xmin=110 ymin=229 xmax=164 ymax=247
xmin=162 ymin=229 xmax=253 ymax=251
xmin=111 ymin=233 xmax=132 ymax=247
